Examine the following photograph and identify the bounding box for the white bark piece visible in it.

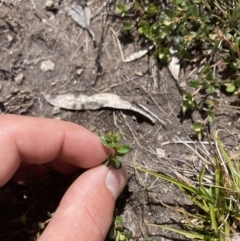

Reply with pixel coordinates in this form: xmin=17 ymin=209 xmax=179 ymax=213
xmin=44 ymin=92 xmax=156 ymax=123
xmin=124 ymin=45 xmax=154 ymax=63
xmin=156 ymin=148 xmax=166 ymax=158
xmin=168 ymin=47 xmax=180 ymax=81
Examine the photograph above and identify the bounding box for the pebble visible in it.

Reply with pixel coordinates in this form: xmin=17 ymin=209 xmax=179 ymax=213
xmin=40 ymin=60 xmax=55 ymax=72
xmin=76 ymin=68 xmax=83 ymax=75
xmin=156 ymin=134 xmax=163 ymax=141
xmin=45 ymin=0 xmax=54 ymax=10
xmin=10 ymin=88 xmax=19 ymax=95
xmin=14 ymin=73 xmax=24 ymax=85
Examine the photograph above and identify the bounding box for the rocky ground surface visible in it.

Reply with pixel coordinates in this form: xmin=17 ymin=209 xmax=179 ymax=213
xmin=1 ymin=1 xmax=240 ymax=240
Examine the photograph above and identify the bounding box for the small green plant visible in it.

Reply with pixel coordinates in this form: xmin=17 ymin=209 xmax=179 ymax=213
xmin=116 ymin=3 xmax=128 ymax=17
xmin=101 ymin=132 xmax=132 ymax=169
xmin=108 ymin=216 xmax=133 ymax=241
xmin=116 ymin=0 xmax=240 ymax=138
xmin=136 ymin=131 xmax=240 ymax=240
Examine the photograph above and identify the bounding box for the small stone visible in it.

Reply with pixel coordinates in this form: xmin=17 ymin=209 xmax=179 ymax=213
xmin=156 ymin=148 xmax=165 ymax=158
xmin=156 ymin=134 xmax=163 ymax=141
xmin=10 ymin=88 xmax=19 ymax=95
xmin=180 ymin=81 xmax=186 ymax=87
xmin=14 ymin=73 xmax=24 ymax=85
xmin=7 ymin=35 xmax=13 ymax=42
xmin=132 ymin=115 xmax=137 ymax=121
xmin=235 ymin=119 xmax=240 ymax=129
xmin=76 ymin=68 xmax=83 ymax=75
xmin=40 ymin=60 xmax=55 ymax=72
xmin=45 ymin=0 xmax=54 ymax=10
xmin=47 ymin=27 xmax=53 ymax=33
xmin=135 ymin=71 xmax=143 ymax=76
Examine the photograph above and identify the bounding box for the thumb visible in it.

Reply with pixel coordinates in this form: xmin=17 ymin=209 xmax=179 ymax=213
xmin=38 ymin=165 xmax=128 ymax=241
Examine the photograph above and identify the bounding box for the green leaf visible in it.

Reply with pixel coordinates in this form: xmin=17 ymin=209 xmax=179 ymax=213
xmin=116 ymin=144 xmax=132 ymax=156
xmin=119 ymin=233 xmax=126 ymax=241
xmin=145 ymin=3 xmax=158 ymax=16
xmin=109 ymin=227 xmax=117 ymax=239
xmin=206 ymin=85 xmax=215 ymax=94
xmin=182 ymin=104 xmax=187 ymax=115
xmin=191 ymin=122 xmax=203 ymax=132
xmin=101 ymin=132 xmax=121 ymax=148
xmin=188 ymin=5 xmax=199 ymax=17
xmin=163 ymin=20 xmax=172 ymax=26
xmin=165 ymin=9 xmax=175 ymax=18
xmin=115 ymin=216 xmax=123 ymax=225
xmin=226 ymin=83 xmax=235 ymax=92
xmin=100 ymin=136 xmax=115 ymax=148
xmin=111 ymin=157 xmax=122 ymax=169
xmin=209 ymin=204 xmax=218 ymax=234
xmin=117 ymin=3 xmax=127 ymax=16
xmin=208 ymin=113 xmax=215 ymax=122
xmin=116 ymin=231 xmax=121 ymax=241
xmin=135 ymin=166 xmax=198 ymax=195
xmin=188 ymin=79 xmax=200 ymax=88
xmin=182 ymin=91 xmax=193 ymax=101
xmin=123 ymin=21 xmax=132 ymax=31
xmin=156 ymin=225 xmax=212 ymax=239
xmin=114 ymin=132 xmax=122 ymax=143
xmin=38 ymin=222 xmax=45 ymax=229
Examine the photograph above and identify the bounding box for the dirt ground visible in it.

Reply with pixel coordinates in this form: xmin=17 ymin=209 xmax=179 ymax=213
xmin=1 ymin=1 xmax=240 ymax=241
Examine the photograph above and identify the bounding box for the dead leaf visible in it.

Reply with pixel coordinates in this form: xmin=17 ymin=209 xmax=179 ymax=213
xmin=67 ymin=4 xmax=90 ymax=29
xmin=66 ymin=3 xmax=95 ymax=41
xmin=44 ymin=92 xmax=156 ymax=123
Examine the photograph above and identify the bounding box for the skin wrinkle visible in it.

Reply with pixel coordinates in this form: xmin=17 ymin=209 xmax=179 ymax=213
xmin=85 ymin=203 xmax=108 ymax=240
xmin=13 ymin=125 xmax=25 ymax=164
xmin=54 ymin=128 xmax=67 ymax=164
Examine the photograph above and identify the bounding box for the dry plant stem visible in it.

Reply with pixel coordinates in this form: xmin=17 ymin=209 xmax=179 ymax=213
xmin=120 ymin=112 xmax=143 ymax=150
xmin=30 ymin=0 xmax=36 ymax=9
xmin=113 ymin=112 xmax=126 ymax=140
xmin=130 ymin=79 xmax=171 ymax=123
xmin=136 ymin=103 xmax=167 ymax=125
xmin=110 ymin=27 xmax=125 ymax=62
xmin=100 ymin=76 xmax=139 ymax=93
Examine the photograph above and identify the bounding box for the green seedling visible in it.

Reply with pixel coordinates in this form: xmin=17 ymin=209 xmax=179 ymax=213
xmin=108 ymin=215 xmax=133 ymax=241
xmin=101 ymin=132 xmax=132 ymax=169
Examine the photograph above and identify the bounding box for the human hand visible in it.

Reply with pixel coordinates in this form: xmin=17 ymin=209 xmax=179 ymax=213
xmin=0 ymin=114 xmax=128 ymax=241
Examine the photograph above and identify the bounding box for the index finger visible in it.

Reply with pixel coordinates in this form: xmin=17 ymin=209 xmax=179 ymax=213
xmin=0 ymin=114 xmax=111 ymax=186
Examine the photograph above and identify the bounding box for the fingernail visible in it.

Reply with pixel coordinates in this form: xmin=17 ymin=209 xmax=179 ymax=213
xmin=105 ymin=168 xmax=128 ymax=200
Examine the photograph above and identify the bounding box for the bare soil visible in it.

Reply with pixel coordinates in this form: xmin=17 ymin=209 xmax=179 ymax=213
xmin=1 ymin=1 xmax=240 ymax=241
